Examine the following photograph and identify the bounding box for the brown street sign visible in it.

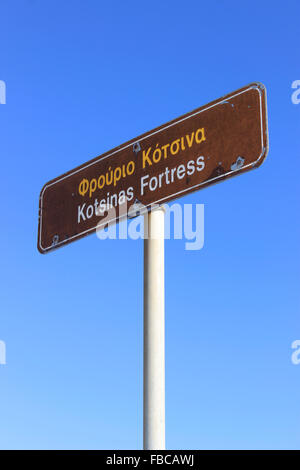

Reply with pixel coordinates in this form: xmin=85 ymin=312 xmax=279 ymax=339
xmin=38 ymin=82 xmax=268 ymax=253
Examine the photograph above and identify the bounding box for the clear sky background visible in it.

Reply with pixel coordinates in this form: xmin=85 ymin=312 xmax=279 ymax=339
xmin=0 ymin=0 xmax=299 ymax=450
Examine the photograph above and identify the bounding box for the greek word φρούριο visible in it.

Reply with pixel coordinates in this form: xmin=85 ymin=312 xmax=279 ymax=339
xmin=78 ymin=161 xmax=135 ymax=198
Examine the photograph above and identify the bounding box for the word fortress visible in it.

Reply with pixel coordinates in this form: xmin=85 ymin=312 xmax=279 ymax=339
xmin=38 ymin=83 xmax=268 ymax=252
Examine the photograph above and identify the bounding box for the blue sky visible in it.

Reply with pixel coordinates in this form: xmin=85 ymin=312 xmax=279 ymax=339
xmin=0 ymin=0 xmax=299 ymax=450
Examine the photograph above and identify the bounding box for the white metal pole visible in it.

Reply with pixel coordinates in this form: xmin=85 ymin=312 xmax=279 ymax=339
xmin=143 ymin=206 xmax=165 ymax=450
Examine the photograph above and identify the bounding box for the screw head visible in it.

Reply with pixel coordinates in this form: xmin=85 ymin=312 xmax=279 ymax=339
xmin=52 ymin=234 xmax=59 ymax=245
xmin=133 ymin=142 xmax=141 ymax=154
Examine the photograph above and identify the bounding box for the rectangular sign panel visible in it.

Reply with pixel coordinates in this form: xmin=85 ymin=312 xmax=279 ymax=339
xmin=38 ymin=82 xmax=268 ymax=253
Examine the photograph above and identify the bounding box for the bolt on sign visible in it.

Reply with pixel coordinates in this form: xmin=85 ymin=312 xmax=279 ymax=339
xmin=38 ymin=82 xmax=268 ymax=253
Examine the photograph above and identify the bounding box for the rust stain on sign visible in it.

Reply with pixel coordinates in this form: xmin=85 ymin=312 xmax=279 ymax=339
xmin=38 ymin=82 xmax=268 ymax=253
